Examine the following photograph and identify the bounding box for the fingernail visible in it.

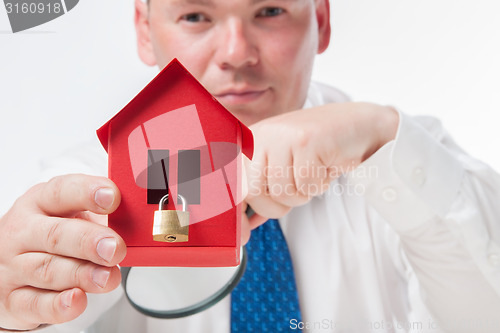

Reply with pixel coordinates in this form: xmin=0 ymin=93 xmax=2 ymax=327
xmin=97 ymin=238 xmax=117 ymax=263
xmin=61 ymin=289 xmax=74 ymax=308
xmin=92 ymin=267 xmax=111 ymax=288
xmin=95 ymin=188 xmax=115 ymax=210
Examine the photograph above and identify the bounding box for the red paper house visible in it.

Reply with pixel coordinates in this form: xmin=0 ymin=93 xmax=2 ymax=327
xmin=97 ymin=59 xmax=253 ymax=267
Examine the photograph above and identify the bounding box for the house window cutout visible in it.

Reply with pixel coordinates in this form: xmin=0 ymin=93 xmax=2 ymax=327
xmin=178 ymin=149 xmax=201 ymax=205
xmin=147 ymin=149 xmax=201 ymax=205
xmin=147 ymin=149 xmax=169 ymax=205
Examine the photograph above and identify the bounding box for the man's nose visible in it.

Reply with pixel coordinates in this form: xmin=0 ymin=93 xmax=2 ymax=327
xmin=215 ymin=18 xmax=258 ymax=70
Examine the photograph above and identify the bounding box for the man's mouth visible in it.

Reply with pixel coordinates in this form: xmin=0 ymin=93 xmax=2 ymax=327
xmin=214 ymin=88 xmax=268 ymax=105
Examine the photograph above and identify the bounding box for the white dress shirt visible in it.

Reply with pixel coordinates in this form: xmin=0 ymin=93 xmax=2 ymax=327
xmin=22 ymin=82 xmax=500 ymax=333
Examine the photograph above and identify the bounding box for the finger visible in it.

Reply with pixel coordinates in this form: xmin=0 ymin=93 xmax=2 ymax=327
xmin=5 ymin=287 xmax=87 ymax=329
xmin=244 ymin=203 xmax=268 ymax=229
xmin=245 ymin=153 xmax=292 ymax=218
xmin=246 ymin=194 xmax=291 ymax=219
xmin=248 ymin=211 xmax=267 ymax=230
xmin=29 ymin=174 xmax=121 ymax=217
xmin=19 ymin=216 xmax=126 ymax=267
xmin=241 ymin=202 xmax=267 ymax=245
xmin=293 ymin=152 xmax=331 ymax=198
xmin=240 ymin=213 xmax=267 ymax=246
xmin=266 ymin=146 xmax=310 ymax=207
xmin=74 ymin=211 xmax=108 ymax=226
xmin=14 ymin=253 xmax=122 ymax=293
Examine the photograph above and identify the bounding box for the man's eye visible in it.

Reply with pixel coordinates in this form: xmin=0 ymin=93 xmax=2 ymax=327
xmin=257 ymin=7 xmax=284 ymax=18
xmin=180 ymin=13 xmax=208 ymax=23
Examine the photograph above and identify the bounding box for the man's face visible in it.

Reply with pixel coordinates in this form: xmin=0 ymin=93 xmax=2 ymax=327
xmin=135 ymin=0 xmax=330 ymax=125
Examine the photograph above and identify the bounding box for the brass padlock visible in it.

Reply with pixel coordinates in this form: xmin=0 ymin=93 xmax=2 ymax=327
xmin=152 ymin=194 xmax=189 ymax=243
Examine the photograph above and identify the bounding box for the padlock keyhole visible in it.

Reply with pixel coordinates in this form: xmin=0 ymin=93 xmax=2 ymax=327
xmin=165 ymin=235 xmax=177 ymax=242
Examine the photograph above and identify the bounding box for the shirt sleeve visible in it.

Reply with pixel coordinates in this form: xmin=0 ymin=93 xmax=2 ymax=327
xmin=348 ymin=110 xmax=500 ymax=332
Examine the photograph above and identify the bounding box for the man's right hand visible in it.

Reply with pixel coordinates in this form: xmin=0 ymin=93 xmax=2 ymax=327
xmin=0 ymin=174 xmax=126 ymax=330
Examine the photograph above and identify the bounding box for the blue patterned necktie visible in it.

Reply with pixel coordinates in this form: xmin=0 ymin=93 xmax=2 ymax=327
xmin=231 ymin=219 xmax=302 ymax=332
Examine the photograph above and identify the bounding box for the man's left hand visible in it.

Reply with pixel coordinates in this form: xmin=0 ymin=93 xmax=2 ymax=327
xmin=242 ymin=102 xmax=399 ymax=235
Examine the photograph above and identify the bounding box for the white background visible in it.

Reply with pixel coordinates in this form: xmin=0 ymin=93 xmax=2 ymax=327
xmin=1 ymin=0 xmax=499 ymax=213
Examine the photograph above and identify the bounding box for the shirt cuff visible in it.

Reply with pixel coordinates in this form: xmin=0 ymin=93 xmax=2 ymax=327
xmin=347 ymin=109 xmax=465 ymax=233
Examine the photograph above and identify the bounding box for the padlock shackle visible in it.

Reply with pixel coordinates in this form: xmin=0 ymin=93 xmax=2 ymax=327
xmin=159 ymin=194 xmax=187 ymax=211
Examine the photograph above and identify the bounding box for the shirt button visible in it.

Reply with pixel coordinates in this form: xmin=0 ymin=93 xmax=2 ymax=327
xmin=382 ymin=187 xmax=397 ymax=202
xmin=412 ymin=167 xmax=426 ymax=186
xmin=488 ymin=253 xmax=500 ymax=267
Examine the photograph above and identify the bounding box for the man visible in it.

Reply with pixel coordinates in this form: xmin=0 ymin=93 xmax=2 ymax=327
xmin=1 ymin=0 xmax=500 ymax=331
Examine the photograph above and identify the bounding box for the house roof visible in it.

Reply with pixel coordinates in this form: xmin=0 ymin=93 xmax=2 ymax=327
xmin=96 ymin=58 xmax=253 ymax=159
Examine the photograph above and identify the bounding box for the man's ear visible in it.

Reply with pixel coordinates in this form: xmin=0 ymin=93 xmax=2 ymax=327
xmin=135 ymin=0 xmax=157 ymax=66
xmin=315 ymin=0 xmax=331 ymax=54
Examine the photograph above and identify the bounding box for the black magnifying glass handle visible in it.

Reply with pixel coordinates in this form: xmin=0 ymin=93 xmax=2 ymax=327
xmin=245 ymin=205 xmax=256 ymax=219
xmin=120 ymin=208 xmax=254 ymax=319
